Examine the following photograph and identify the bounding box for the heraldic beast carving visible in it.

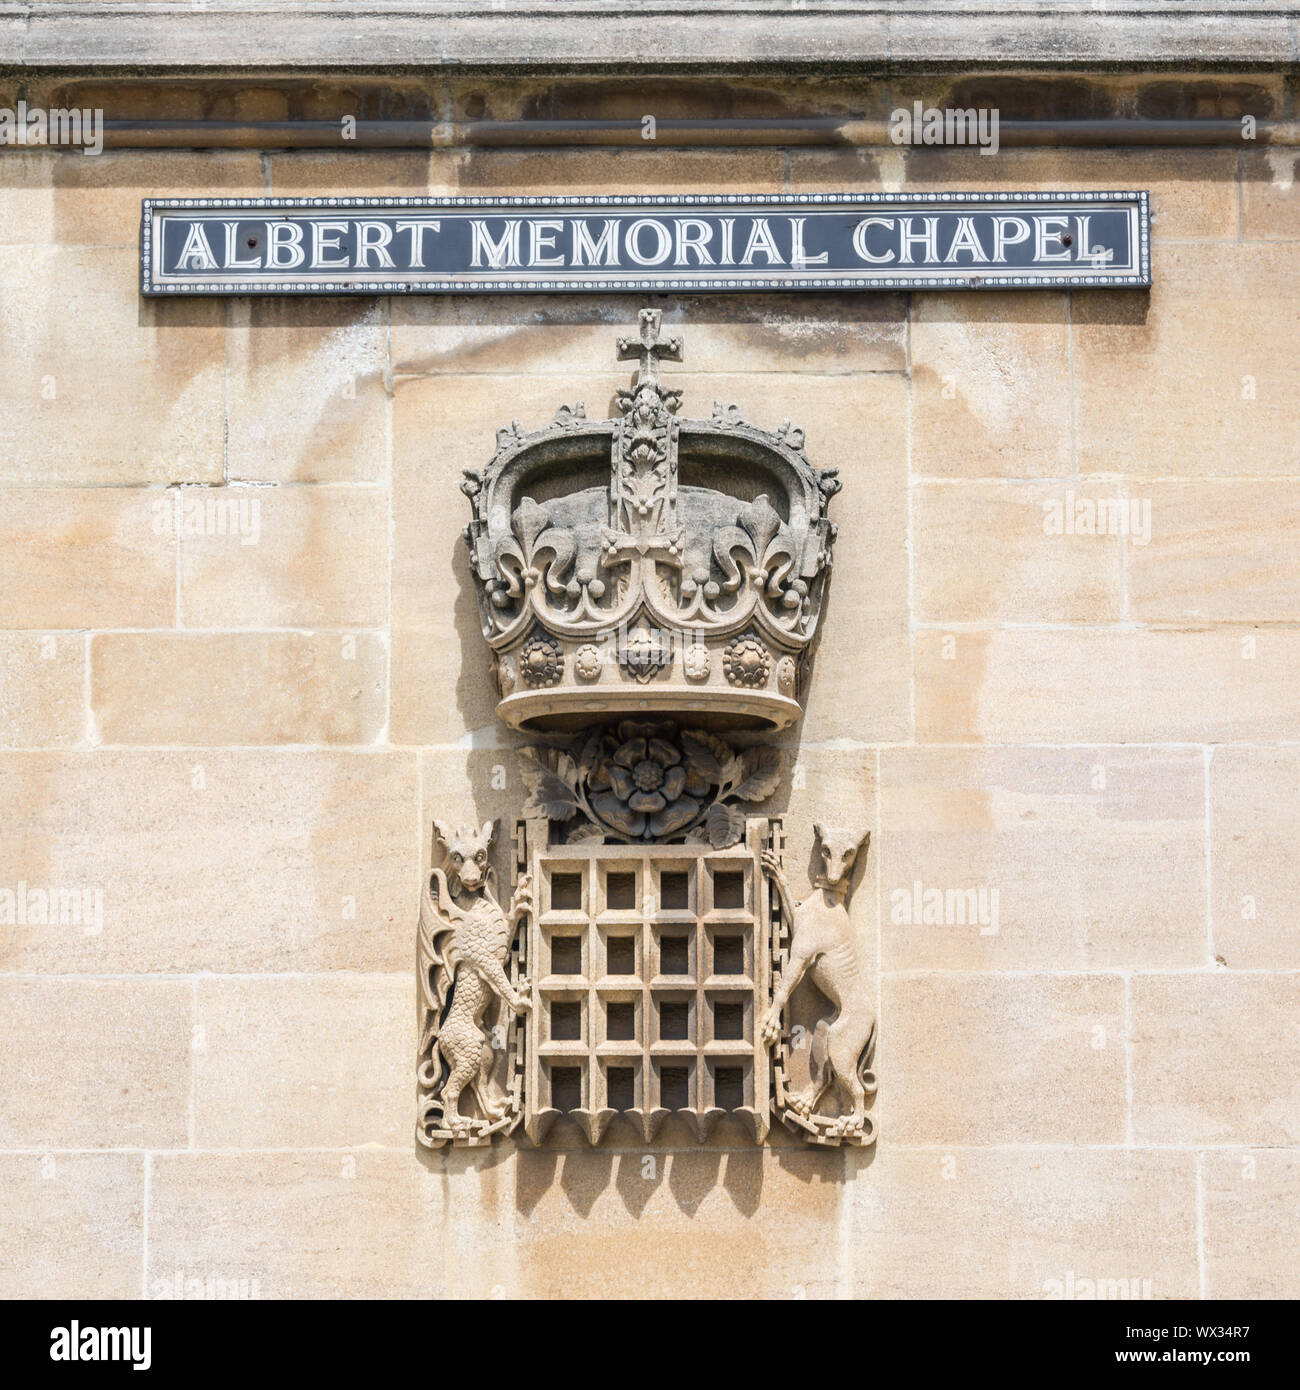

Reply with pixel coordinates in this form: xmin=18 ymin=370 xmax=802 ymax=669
xmin=417 ymin=820 xmax=532 ymax=1145
xmin=417 ymin=310 xmax=877 ymax=1150
xmin=763 ymin=825 xmax=876 ymax=1143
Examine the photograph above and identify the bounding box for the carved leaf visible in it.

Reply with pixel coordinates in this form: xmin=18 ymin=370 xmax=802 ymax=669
xmin=518 ymin=751 xmax=579 ymax=822
xmin=704 ymin=802 xmax=747 ymax=849
xmin=731 ymin=745 xmax=783 ymax=802
xmin=574 ymin=728 xmax=605 ymax=780
xmin=565 ymin=822 xmax=607 ymax=844
xmin=554 ymin=402 xmax=586 ymax=427
xmin=680 ymin=729 xmax=731 ymax=782
xmin=777 ymin=419 xmax=806 ymax=452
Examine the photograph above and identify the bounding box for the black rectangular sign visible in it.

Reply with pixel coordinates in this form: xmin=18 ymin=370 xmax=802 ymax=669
xmin=141 ymin=192 xmax=1150 ymax=295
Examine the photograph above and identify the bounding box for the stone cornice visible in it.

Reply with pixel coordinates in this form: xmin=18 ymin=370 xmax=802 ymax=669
xmin=0 ymin=2 xmax=1297 ymax=72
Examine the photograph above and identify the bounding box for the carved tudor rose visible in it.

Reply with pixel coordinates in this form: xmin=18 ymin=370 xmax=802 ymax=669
xmin=417 ymin=310 xmax=874 ymax=1150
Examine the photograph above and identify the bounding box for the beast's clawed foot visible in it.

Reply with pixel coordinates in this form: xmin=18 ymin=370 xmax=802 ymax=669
xmin=788 ymin=1089 xmax=816 ymax=1119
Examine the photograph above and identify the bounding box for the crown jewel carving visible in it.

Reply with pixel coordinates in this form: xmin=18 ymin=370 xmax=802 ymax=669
xmin=462 ymin=308 xmax=841 ymax=731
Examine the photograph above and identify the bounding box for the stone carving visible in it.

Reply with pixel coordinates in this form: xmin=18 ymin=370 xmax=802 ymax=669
xmin=519 ymin=631 xmax=563 ymax=688
xmin=461 ymin=307 xmax=840 ymax=731
xmin=496 ymin=653 xmax=516 ymax=695
xmin=519 ymin=719 xmax=783 ymax=846
xmin=553 ymin=402 xmax=586 ymax=428
xmin=776 ymin=419 xmax=806 ymax=452
xmin=619 ymin=621 xmax=672 ymax=682
xmin=762 ymin=825 xmax=876 ymax=1145
xmin=416 ymin=820 xmax=532 ymax=1147
xmin=682 ymin=642 xmax=710 ymax=681
xmin=422 ymin=309 xmax=877 ymax=1150
xmin=574 ymin=643 xmax=603 ymax=681
xmin=519 ymin=816 xmax=776 ymax=1147
xmin=722 ymin=631 xmax=772 ymax=688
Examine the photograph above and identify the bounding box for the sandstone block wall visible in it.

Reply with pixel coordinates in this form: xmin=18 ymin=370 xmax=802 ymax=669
xmin=1 ymin=69 xmax=1297 ymax=1299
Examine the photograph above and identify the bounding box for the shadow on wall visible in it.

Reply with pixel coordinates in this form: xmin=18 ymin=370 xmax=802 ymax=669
xmin=424 ymin=1137 xmax=869 ymax=1221
xmin=142 ymin=284 xmax=1148 ymax=338
xmin=384 ymin=289 xmax=1148 ymax=348
xmin=452 ymin=528 xmax=500 ymax=739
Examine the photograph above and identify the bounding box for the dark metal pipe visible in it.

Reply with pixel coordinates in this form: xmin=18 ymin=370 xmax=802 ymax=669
xmin=4 ymin=116 xmax=1294 ymax=152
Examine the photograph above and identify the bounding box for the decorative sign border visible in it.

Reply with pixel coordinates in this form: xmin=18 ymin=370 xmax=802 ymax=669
xmin=141 ymin=190 xmax=1150 ymax=295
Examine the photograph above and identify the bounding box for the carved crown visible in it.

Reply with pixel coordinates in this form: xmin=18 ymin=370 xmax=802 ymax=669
xmin=462 ymin=308 xmax=841 ymax=732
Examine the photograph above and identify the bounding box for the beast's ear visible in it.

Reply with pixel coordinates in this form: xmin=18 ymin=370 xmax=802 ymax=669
xmin=432 ymin=820 xmax=453 ymax=849
xmin=812 ymin=821 xmax=825 ymax=846
xmin=857 ymin=828 xmax=871 ymax=853
xmin=481 ymin=819 xmax=497 ymax=848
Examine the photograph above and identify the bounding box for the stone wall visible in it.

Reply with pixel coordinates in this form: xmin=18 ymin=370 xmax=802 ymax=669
xmin=1 ymin=68 xmax=1298 ymax=1299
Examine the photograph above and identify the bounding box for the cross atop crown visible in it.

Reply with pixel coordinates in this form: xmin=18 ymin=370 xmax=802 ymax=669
xmin=617 ymin=308 xmax=683 ymax=389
